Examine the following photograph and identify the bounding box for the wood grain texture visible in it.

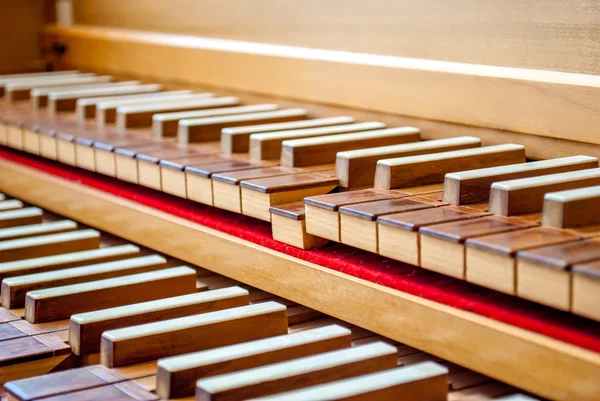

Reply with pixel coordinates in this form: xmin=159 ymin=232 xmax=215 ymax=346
xmin=542 ymin=186 xmax=600 ymax=228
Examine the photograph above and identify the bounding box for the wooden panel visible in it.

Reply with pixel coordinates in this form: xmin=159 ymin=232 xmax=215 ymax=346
xmin=70 ymin=0 xmax=600 ymax=75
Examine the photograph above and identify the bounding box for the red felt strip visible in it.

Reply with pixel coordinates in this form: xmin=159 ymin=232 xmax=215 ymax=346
xmin=2 ymin=147 xmax=600 ymax=352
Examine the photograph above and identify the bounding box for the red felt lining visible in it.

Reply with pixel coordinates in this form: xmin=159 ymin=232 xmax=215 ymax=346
xmin=2 ymin=146 xmax=600 ymax=353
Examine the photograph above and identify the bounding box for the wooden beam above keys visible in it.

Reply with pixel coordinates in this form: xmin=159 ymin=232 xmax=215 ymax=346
xmin=249 ymin=121 xmax=385 ymax=161
xmin=489 ymin=168 xmax=600 ymax=216
xmin=0 ymin=220 xmax=77 ymax=242
xmin=280 ymin=127 xmax=421 ymax=168
xmin=0 ymin=207 xmax=43 ymax=229
xmin=247 ymin=362 xmax=449 ymax=401
xmin=156 ymin=324 xmax=351 ymax=399
xmin=70 ymin=286 xmax=249 ymax=356
xmin=375 ymin=144 xmax=526 ymax=190
xmin=179 ymin=109 xmax=309 ymax=145
xmin=101 ymin=301 xmax=288 ymax=367
xmin=542 ymin=185 xmax=600 ymax=228
xmin=195 ymin=342 xmax=397 ymax=401
xmin=221 ymin=116 xmax=355 ymax=154
xmin=444 ymin=156 xmax=598 ymax=205
xmin=153 ymin=104 xmax=278 ymax=137
xmin=1 ymin=254 xmax=167 ymax=309
xmin=0 ymin=244 xmax=140 ymax=282
xmin=0 ymin=229 xmax=101 ymax=263
xmin=24 ymin=266 xmax=197 ymax=323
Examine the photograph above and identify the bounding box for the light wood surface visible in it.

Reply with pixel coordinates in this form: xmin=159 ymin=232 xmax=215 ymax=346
xmin=542 ymin=186 xmax=600 ymax=228
xmin=246 ymin=361 xmax=448 ymax=401
xmin=195 ymin=342 xmax=397 ymax=401
xmin=156 ymin=325 xmax=351 ymax=399
xmin=270 ymin=213 xmax=329 ymax=250
xmin=489 ymin=168 xmax=600 ymax=216
xmin=572 ymin=273 xmax=600 ymax=321
xmin=444 ymin=156 xmax=598 ymax=205
xmin=100 ymin=302 xmax=288 ymax=367
xmin=24 ymin=266 xmax=197 ymax=323
xmin=375 ymin=144 xmax=525 ymax=190
xmin=3 ymin=159 xmax=600 ymax=400
xmin=517 ymin=260 xmax=571 ymax=311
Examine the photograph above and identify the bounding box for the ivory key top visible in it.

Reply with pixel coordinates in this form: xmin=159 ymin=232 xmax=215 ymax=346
xmin=178 ymin=109 xmax=309 ymax=145
xmin=249 ymin=121 xmax=385 ymax=161
xmin=280 ymin=127 xmax=421 ymax=168
xmin=30 ymin=80 xmax=140 ymax=110
xmin=195 ymin=342 xmax=397 ymax=401
xmin=1 ymin=254 xmax=168 ymax=309
xmin=489 ymin=168 xmax=600 ymax=216
xmin=375 ymin=144 xmax=526 ymax=190
xmin=101 ymin=301 xmax=288 ymax=367
xmin=0 ymin=229 xmax=100 ymax=263
xmin=0 ymin=70 xmax=80 ymax=95
xmin=542 ymin=185 xmax=600 ymax=228
xmin=248 ymin=362 xmax=449 ymax=401
xmin=153 ymin=104 xmax=279 ymax=137
xmin=4 ymin=74 xmax=106 ymax=102
xmin=156 ymin=325 xmax=351 ymax=399
xmin=0 ymin=220 xmax=77 ymax=242
xmin=24 ymin=266 xmax=197 ymax=323
xmin=444 ymin=155 xmax=598 ymax=205
xmin=0 ymin=207 xmax=43 ymax=229
xmin=0 ymin=200 xmax=23 ymax=211
xmin=221 ymin=116 xmax=355 ymax=154
xmin=70 ymin=286 xmax=249 ymax=356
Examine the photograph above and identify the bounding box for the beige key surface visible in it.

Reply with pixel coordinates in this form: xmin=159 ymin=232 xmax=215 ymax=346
xmin=489 ymin=168 xmax=600 ymax=216
xmin=280 ymin=127 xmax=421 ymax=168
xmin=375 ymin=144 xmax=525 ymax=189
xmin=542 ymin=185 xmax=600 ymax=228
xmin=0 ymin=229 xmax=100 ymax=263
xmin=195 ymin=342 xmax=397 ymax=401
xmin=101 ymin=301 xmax=288 ymax=367
xmin=0 ymin=207 xmax=43 ymax=229
xmin=24 ymin=266 xmax=197 ymax=323
xmin=0 ymin=219 xmax=77 ymax=243
xmin=444 ymin=155 xmax=598 ymax=206
xmin=30 ymin=81 xmax=134 ymax=110
xmin=0 ymin=199 xmax=23 ymax=211
xmin=153 ymin=103 xmax=277 ymax=137
xmin=179 ymin=109 xmax=309 ymax=145
xmin=335 ymin=136 xmax=481 ymax=189
xmin=248 ymin=362 xmax=449 ymax=401
xmin=156 ymin=324 xmax=351 ymax=399
xmin=572 ymin=261 xmax=600 ymax=321
xmin=70 ymin=286 xmax=249 ymax=356
xmin=4 ymin=74 xmax=107 ymax=102
xmin=0 ymin=244 xmax=140 ymax=282
xmin=0 ymin=70 xmax=80 ymax=85
xmin=249 ymin=121 xmax=385 ymax=161
xmin=221 ymin=116 xmax=355 ymax=154
xmin=1 ymin=254 xmax=167 ymax=309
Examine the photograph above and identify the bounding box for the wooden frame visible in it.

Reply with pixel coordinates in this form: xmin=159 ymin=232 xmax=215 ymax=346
xmin=2 ymin=158 xmax=600 ymax=401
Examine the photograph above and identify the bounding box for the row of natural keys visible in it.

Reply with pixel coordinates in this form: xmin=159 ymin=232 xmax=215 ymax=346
xmin=1 ymin=71 xmax=599 ymax=322
xmin=0 ymin=194 xmax=535 ymax=401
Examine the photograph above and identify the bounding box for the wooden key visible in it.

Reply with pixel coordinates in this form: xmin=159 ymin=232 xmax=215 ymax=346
xmin=270 ymin=201 xmax=330 ymax=249
xmin=195 ymin=342 xmax=397 ymax=401
xmin=0 ymin=200 xmax=23 ymax=211
xmin=542 ymin=185 xmax=600 ymax=228
xmin=375 ymin=144 xmax=525 ymax=189
xmin=419 ymin=216 xmax=536 ymax=279
xmin=221 ymin=117 xmax=355 ymax=154
xmin=76 ymin=90 xmax=190 ymax=122
xmin=572 ymin=260 xmax=600 ymax=321
xmin=241 ymin=173 xmax=340 ymax=221
xmin=247 ymin=362 xmax=449 ymax=401
xmin=0 ymin=229 xmax=101 ymax=263
xmin=249 ymin=121 xmax=385 ymax=161
xmin=100 ymin=301 xmax=288 ymax=367
xmin=115 ymin=94 xmax=223 ymax=128
xmin=31 ymin=81 xmax=134 ymax=110
xmin=0 ymin=71 xmax=80 ymax=95
xmin=496 ymin=396 xmax=540 ymax=401
xmin=4 ymin=75 xmax=110 ymax=102
xmin=489 ymin=168 xmax=600 ymax=216
xmin=443 ymin=156 xmax=598 ymax=205
xmin=516 ymin=239 xmax=600 ymax=310
xmin=1 ymin=254 xmax=167 ymax=309
xmin=280 ymin=127 xmax=421 ymax=168
xmin=377 ymin=206 xmax=490 ymax=265
xmin=0 ymin=244 xmax=140 ymax=283
xmin=153 ymin=104 xmax=278 ymax=137
xmin=32 ymin=381 xmax=159 ymax=401
xmin=158 ymin=154 xmax=223 ymax=198
xmin=70 ymin=287 xmax=249 ymax=356
xmin=0 ymin=220 xmax=77 ymax=242
xmin=156 ymin=325 xmax=351 ymax=399
xmin=6 ymin=122 xmax=27 ymax=150
xmin=339 ymin=197 xmax=444 ymax=253
xmin=179 ymin=109 xmax=309 ymax=145
xmin=465 ymin=227 xmax=580 ymax=294
xmin=24 ymin=266 xmax=197 ymax=323
xmin=335 ymin=136 xmax=481 ymax=189
xmin=304 ymin=189 xmax=408 ymax=242
xmin=0 ymin=208 xmax=43 ymax=229
xmin=48 ymin=84 xmax=162 ymax=115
